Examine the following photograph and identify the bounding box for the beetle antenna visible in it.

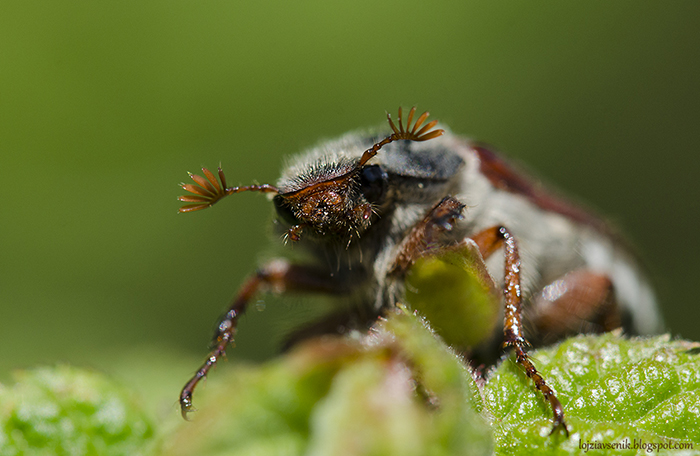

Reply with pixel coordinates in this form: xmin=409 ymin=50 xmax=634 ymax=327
xmin=178 ymin=165 xmax=279 ymax=213
xmin=357 ymin=107 xmax=445 ymax=167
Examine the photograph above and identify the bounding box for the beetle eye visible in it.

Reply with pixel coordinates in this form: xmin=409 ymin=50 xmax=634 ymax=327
xmin=273 ymin=195 xmax=299 ymax=225
xmin=359 ymin=165 xmax=388 ymax=204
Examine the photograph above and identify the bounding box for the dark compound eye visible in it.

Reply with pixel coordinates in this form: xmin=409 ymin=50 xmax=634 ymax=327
xmin=359 ymin=164 xmax=388 ymax=204
xmin=273 ymin=195 xmax=300 ymax=225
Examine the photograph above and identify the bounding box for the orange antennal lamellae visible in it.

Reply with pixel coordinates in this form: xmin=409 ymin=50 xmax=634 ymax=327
xmin=178 ymin=166 xmax=279 ymax=213
xmin=358 ymin=106 xmax=445 ymax=167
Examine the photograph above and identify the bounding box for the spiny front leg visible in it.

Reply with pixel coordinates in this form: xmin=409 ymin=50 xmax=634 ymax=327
xmin=389 ymin=196 xmax=466 ymax=277
xmin=180 ymin=259 xmax=343 ymax=418
xmin=471 ymin=225 xmax=569 ymax=436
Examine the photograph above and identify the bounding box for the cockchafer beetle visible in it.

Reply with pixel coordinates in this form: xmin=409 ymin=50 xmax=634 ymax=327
xmin=177 ymin=107 xmax=663 ymax=435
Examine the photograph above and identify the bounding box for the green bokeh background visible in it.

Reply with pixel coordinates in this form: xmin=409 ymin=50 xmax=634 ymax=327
xmin=1 ymin=0 xmax=699 ymax=390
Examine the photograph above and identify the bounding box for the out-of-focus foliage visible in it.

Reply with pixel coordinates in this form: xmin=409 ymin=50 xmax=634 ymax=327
xmin=161 ymin=308 xmax=492 ymax=456
xmin=2 ymin=311 xmax=699 ymax=455
xmin=0 ymin=366 xmax=154 ymax=456
xmin=405 ymin=242 xmax=501 ymax=348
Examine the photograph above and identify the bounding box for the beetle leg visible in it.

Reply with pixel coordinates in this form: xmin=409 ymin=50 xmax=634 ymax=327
xmin=180 ymin=259 xmax=344 ymax=418
xmin=389 ymin=195 xmax=466 ymax=276
xmin=471 ymin=225 xmax=569 ymax=436
xmin=528 ymin=270 xmax=622 ymax=345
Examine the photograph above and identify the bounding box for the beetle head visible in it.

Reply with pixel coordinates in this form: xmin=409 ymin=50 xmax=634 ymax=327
xmin=271 ymin=158 xmax=390 ymax=242
xmin=178 ymin=107 xmax=444 ymax=244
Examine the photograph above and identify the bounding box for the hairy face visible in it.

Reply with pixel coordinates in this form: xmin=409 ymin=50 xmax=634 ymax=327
xmin=273 ymin=162 xmax=388 ymax=241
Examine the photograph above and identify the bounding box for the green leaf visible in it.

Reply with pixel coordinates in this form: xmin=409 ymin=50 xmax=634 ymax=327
xmin=484 ymin=332 xmax=700 ymax=455
xmin=0 ymin=365 xmax=155 ymax=456
xmin=404 ymin=242 xmax=500 ymax=348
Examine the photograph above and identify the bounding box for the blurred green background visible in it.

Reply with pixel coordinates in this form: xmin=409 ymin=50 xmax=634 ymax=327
xmin=1 ymin=0 xmax=699 ymax=395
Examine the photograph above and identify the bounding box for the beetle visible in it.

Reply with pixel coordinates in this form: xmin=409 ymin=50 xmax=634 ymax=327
xmin=177 ymin=107 xmax=663 ymax=435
